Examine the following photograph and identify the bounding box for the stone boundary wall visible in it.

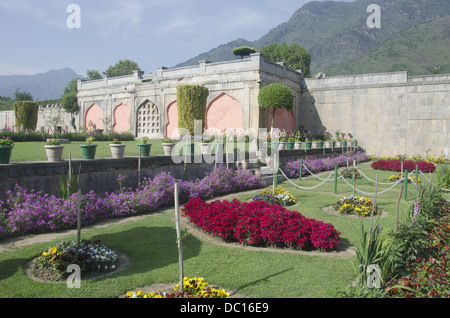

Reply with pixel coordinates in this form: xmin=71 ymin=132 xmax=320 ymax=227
xmin=0 ymin=148 xmax=345 ymax=200
xmin=301 ymin=72 xmax=450 ymax=157
xmin=0 ymin=104 xmax=74 ymax=133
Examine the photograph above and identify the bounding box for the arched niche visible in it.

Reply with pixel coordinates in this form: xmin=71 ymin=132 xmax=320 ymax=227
xmin=205 ymin=93 xmax=242 ymax=132
xmin=112 ymin=103 xmax=130 ymax=133
xmin=85 ymin=103 xmax=103 ymax=130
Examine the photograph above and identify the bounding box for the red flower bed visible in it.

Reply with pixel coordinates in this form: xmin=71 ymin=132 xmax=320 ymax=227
xmin=182 ymin=198 xmax=341 ymax=251
xmin=371 ymin=159 xmax=435 ymax=173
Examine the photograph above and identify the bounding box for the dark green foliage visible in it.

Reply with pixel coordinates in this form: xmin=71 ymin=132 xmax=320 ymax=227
xmin=13 ymin=88 xmax=33 ymax=102
xmin=176 ymin=84 xmax=209 ymax=135
xmin=13 ymin=101 xmax=39 ymax=131
xmin=258 ymin=83 xmax=293 ymax=128
xmin=61 ymin=92 xmax=79 ymax=115
xmin=103 ymin=59 xmax=141 ymax=77
xmin=260 ymin=43 xmax=311 ymax=76
xmin=232 ymin=46 xmax=257 ymax=59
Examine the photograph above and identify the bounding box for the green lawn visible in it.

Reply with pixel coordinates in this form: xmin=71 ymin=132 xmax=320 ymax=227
xmin=9 ymin=140 xmax=166 ymax=162
xmin=1 ymin=162 xmax=447 ymax=298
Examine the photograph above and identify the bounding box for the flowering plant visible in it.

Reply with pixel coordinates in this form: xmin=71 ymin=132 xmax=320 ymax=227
xmin=35 ymin=239 xmax=118 ymax=281
xmin=252 ymin=187 xmax=298 ymax=206
xmin=182 ymin=198 xmax=341 ymax=251
xmin=333 ymin=196 xmax=378 ymax=217
xmin=126 ymin=277 xmax=230 ymax=298
xmin=388 ymin=174 xmax=420 ymax=184
xmin=0 ymin=136 xmax=14 ymax=147
xmin=111 ymin=138 xmax=122 ymax=144
xmin=371 ymin=159 xmax=435 ymax=173
xmin=46 ymin=139 xmax=61 ymax=146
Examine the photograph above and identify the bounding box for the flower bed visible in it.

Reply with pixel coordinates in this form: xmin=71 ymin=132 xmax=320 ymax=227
xmin=34 ymin=239 xmax=118 ymax=282
xmin=182 ymin=198 xmax=341 ymax=251
xmin=252 ymin=187 xmax=298 ymax=207
xmin=385 ymin=201 xmax=450 ymax=298
xmin=0 ymin=165 xmax=263 ymax=238
xmin=371 ymin=159 xmax=435 ymax=173
xmin=282 ymin=151 xmax=369 ymax=178
xmin=388 ymin=174 xmax=420 ymax=184
xmin=126 ymin=277 xmax=230 ymax=298
xmin=333 ymin=196 xmax=379 ymax=217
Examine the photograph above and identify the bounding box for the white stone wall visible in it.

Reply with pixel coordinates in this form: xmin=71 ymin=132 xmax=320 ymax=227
xmin=301 ymin=72 xmax=450 ymax=157
xmin=0 ymin=105 xmax=74 ymax=133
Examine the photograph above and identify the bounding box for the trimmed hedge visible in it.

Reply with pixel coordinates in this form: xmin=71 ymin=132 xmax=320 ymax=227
xmin=176 ymin=84 xmax=209 ymax=135
xmin=14 ymin=101 xmax=39 ymax=131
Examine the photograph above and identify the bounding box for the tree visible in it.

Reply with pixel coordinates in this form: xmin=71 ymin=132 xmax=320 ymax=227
xmin=232 ymin=46 xmax=257 ymax=59
xmin=260 ymin=43 xmax=311 ymax=77
xmin=103 ymin=59 xmax=141 ymax=77
xmin=258 ymin=83 xmax=293 ymax=130
xmin=86 ymin=69 xmax=103 ymax=80
xmin=61 ymin=78 xmax=80 ymax=130
xmin=61 ymin=91 xmax=79 ymax=116
xmin=13 ymin=88 xmax=33 ymax=102
xmin=63 ymin=78 xmax=80 ymax=95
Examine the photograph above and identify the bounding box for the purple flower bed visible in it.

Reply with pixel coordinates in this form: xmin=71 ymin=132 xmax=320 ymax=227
xmin=0 ymin=165 xmax=264 ymax=238
xmin=282 ymin=151 xmax=369 ymax=178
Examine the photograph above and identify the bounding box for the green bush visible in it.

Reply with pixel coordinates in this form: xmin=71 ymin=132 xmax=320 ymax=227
xmin=14 ymin=101 xmax=39 ymax=131
xmin=177 ymin=84 xmax=209 ymax=135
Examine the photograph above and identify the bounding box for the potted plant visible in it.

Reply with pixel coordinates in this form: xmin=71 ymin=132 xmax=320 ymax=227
xmin=286 ymin=135 xmax=295 ymax=150
xmin=305 ymin=138 xmax=312 ymax=149
xmin=45 ymin=139 xmax=64 ymax=162
xmin=80 ymin=136 xmax=97 ymax=159
xmin=137 ymin=136 xmax=152 ymax=157
xmin=0 ymin=136 xmax=14 ymax=164
xmin=110 ymin=139 xmax=126 ymax=159
xmin=254 ymin=159 xmax=262 ymax=177
xmin=200 ymin=137 xmax=213 ymax=155
xmin=265 ymin=146 xmax=272 ymax=167
xmin=294 ymin=132 xmax=302 ymax=149
xmin=312 ymin=140 xmax=319 ymax=149
xmin=162 ymin=138 xmax=176 ymax=156
xmin=239 ymin=150 xmax=249 ymax=170
xmin=352 ymin=139 xmax=358 ymax=147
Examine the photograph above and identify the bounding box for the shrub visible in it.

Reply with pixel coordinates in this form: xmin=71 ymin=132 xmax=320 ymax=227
xmin=177 ymin=84 xmax=209 ymax=135
xmin=14 ymin=101 xmax=39 ymax=131
xmin=182 ymin=198 xmax=341 ymax=251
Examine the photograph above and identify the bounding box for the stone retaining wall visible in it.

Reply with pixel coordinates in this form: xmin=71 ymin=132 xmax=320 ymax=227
xmin=0 ymin=148 xmax=347 ymax=200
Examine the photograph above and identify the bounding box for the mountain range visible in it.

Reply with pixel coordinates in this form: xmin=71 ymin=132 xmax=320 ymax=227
xmin=0 ymin=68 xmax=82 ymax=101
xmin=175 ymin=0 xmax=450 ymax=76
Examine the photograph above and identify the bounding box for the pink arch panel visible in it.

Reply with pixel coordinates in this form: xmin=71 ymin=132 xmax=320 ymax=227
xmin=205 ymin=93 xmax=242 ymax=131
xmin=112 ymin=103 xmax=130 ymax=133
xmin=85 ymin=103 xmax=104 ymax=130
xmin=268 ymin=108 xmax=295 ymax=131
xmin=165 ymin=101 xmax=179 ymax=138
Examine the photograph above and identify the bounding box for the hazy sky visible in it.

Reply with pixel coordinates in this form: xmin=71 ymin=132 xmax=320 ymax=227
xmin=0 ymin=0 xmax=354 ymax=76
